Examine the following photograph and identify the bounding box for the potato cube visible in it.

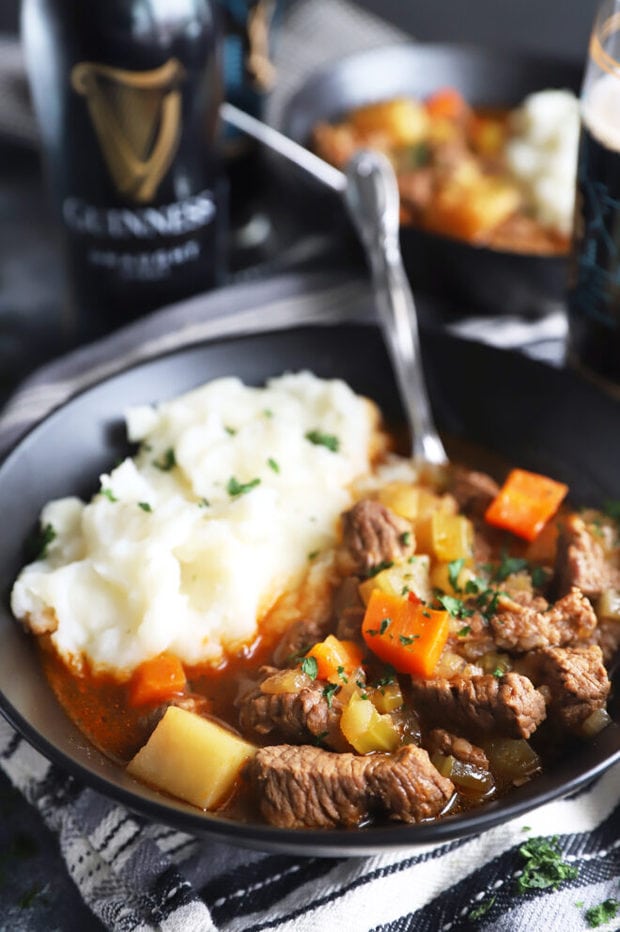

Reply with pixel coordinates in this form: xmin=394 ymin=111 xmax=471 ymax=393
xmin=378 ymin=482 xmax=420 ymax=521
xmin=350 ymin=98 xmax=429 ymax=147
xmin=427 ymin=175 xmax=521 ymax=241
xmin=430 ymin=512 xmax=474 ymax=562
xmin=358 ymin=555 xmax=431 ymax=606
xmin=340 ymin=691 xmax=400 ymax=754
xmin=127 ymin=706 xmax=256 ymax=810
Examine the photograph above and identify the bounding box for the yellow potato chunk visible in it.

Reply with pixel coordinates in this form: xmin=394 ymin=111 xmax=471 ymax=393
xmin=430 ymin=512 xmax=474 ymax=562
xmin=427 ymin=175 xmax=521 ymax=241
xmin=358 ymin=555 xmax=431 ymax=606
xmin=377 ymin=482 xmax=420 ymax=521
xmin=127 ymin=706 xmax=256 ymax=810
xmin=350 ymin=98 xmax=429 ymax=147
xmin=340 ymin=691 xmax=400 ymax=754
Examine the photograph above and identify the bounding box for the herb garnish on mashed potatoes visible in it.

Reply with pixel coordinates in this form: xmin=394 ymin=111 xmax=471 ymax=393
xmin=11 ymin=372 xmax=383 ymax=676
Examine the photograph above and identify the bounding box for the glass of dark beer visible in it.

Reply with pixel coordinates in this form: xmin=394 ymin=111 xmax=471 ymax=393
xmin=567 ymin=0 xmax=620 ymax=389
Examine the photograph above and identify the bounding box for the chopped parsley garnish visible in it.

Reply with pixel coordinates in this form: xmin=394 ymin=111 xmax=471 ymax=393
xmin=152 ymin=447 xmax=176 ymax=471
xmin=422 ymin=610 xmax=431 ymax=618
xmin=436 ymin=593 xmax=473 ymax=619
xmin=262 ymin=408 xmax=273 ymax=418
xmin=337 ymin=665 xmax=349 ymax=683
xmin=227 ymin=476 xmax=261 ymax=497
xmin=585 ymin=900 xmax=619 ymax=928
xmin=224 ymin=426 xmax=236 ymax=436
xmin=516 ymin=836 xmax=578 ymax=893
xmin=399 ymin=634 xmax=419 ymax=646
xmin=313 ymin=730 xmax=329 ymax=746
xmin=375 ymin=666 xmax=396 ymax=688
xmin=198 ymin=497 xmax=210 ymax=508
xmin=400 ymin=530 xmax=412 ymax=546
xmin=380 ymin=617 xmax=392 ymax=634
xmin=32 ymin=523 xmax=57 ymax=560
xmin=458 ymin=625 xmax=471 ymax=637
xmin=100 ymin=487 xmax=118 ymax=502
xmin=301 ymin=656 xmax=319 ymax=679
xmin=468 ymin=896 xmax=496 ymax=920
xmin=138 ymin=502 xmax=152 ymax=512
xmin=492 ymin=666 xmax=505 ymax=678
xmin=305 ymin=429 xmax=340 ymax=452
xmin=368 ymin=560 xmax=394 ymax=578
xmin=448 ymin=558 xmax=466 ymax=591
xmin=464 ymin=578 xmax=482 ymax=594
xmin=401 ymin=585 xmax=410 ymax=596
xmin=531 ymin=566 xmax=547 ymax=588
xmin=267 ymin=457 xmax=280 ymax=474
xmin=307 ymin=550 xmax=319 ymax=561
xmin=493 ymin=552 xmax=530 ymax=581
xmin=322 ymin=683 xmax=340 ymax=708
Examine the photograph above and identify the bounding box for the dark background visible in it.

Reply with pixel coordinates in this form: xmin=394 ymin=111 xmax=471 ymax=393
xmin=0 ymin=0 xmax=601 ymax=61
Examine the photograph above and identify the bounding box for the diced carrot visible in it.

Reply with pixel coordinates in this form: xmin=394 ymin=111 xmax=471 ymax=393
xmin=484 ymin=468 xmax=569 ymax=542
xmin=361 ymin=590 xmax=449 ymax=678
xmin=305 ymin=635 xmax=364 ymax=684
xmin=129 ymin=654 xmax=187 ymax=706
xmin=425 ymin=87 xmax=467 ymax=121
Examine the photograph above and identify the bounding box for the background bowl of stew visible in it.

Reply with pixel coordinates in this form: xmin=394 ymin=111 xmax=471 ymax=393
xmin=0 ymin=319 xmax=619 ymax=856
xmin=274 ymin=43 xmax=583 ymax=317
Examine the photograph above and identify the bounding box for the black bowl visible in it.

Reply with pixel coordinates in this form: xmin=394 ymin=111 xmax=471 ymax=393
xmin=0 ymin=322 xmax=618 ymax=856
xmin=276 ymin=43 xmax=583 ymax=316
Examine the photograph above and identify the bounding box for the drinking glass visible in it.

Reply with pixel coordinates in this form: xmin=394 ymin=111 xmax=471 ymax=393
xmin=567 ymin=0 xmax=620 ymax=388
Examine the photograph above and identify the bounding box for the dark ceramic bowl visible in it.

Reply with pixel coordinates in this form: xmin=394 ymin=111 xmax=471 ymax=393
xmin=276 ymin=43 xmax=583 ymax=316
xmin=0 ymin=322 xmax=618 ymax=856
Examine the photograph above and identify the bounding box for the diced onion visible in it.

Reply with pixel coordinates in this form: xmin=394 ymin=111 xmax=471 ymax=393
xmin=579 ymin=708 xmax=612 ymax=738
xmin=598 ymin=589 xmax=620 ymax=622
xmin=260 ymin=669 xmax=314 ymax=695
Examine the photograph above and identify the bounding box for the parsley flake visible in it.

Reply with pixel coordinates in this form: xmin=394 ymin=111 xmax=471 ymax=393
xmin=31 ymin=523 xmax=57 ymax=560
xmin=152 ymin=448 xmax=176 ymax=472
xmin=516 ymin=836 xmax=578 ymax=893
xmin=313 ymin=730 xmax=329 ymax=746
xmin=138 ymin=502 xmax=152 ymax=512
xmin=301 ymin=656 xmax=319 ymax=679
xmin=368 ymin=560 xmax=394 ymax=578
xmin=448 ymin=558 xmax=466 ymax=591
xmin=603 ymin=500 xmax=620 ymax=521
xmin=224 ymin=426 xmax=237 ymax=436
xmin=458 ymin=625 xmax=471 ymax=637
xmin=399 ymin=634 xmax=419 ymax=646
xmin=305 ymin=429 xmax=340 ymax=452
xmin=337 ymin=665 xmax=349 ymax=684
xmin=322 ymin=683 xmax=340 ymax=708
xmin=100 ymin=487 xmax=118 ymax=502
xmin=227 ymin=476 xmax=261 ymax=497
xmin=436 ymin=593 xmax=473 ymax=619
xmin=380 ymin=617 xmax=392 ymax=634
xmin=468 ymin=896 xmax=496 ymax=920
xmin=585 ymin=899 xmax=619 ymax=928
xmin=198 ymin=497 xmax=210 ymax=508
xmin=308 ymin=550 xmax=319 ymax=561
xmin=267 ymin=457 xmax=280 ymax=474
xmin=400 ymin=530 xmax=412 ymax=546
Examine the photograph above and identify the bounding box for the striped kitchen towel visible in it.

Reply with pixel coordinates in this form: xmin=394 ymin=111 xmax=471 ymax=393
xmin=0 ymin=270 xmax=618 ymax=932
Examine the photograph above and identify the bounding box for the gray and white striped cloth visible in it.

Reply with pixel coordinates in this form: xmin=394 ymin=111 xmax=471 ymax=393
xmin=0 ymin=270 xmax=618 ymax=932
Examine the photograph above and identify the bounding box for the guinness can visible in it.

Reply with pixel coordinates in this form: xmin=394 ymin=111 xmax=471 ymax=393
xmin=22 ymin=0 xmax=226 ymax=336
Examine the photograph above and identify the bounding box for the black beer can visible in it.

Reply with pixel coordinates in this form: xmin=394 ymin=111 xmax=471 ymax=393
xmin=22 ymin=0 xmax=227 ymax=337
xmin=567 ymin=0 xmax=620 ymax=389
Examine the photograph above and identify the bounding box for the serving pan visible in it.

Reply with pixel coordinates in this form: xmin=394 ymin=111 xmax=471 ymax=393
xmin=0 ymin=322 xmax=618 ymax=856
xmin=276 ymin=43 xmax=583 ymax=316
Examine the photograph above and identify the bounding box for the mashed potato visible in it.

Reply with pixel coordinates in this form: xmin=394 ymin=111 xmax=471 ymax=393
xmin=11 ymin=372 xmax=383 ymax=676
xmin=505 ymin=89 xmax=580 ymax=237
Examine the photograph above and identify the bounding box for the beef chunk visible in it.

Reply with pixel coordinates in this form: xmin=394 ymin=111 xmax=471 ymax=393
xmin=523 ymin=645 xmax=611 ymax=732
xmin=426 ymin=728 xmax=490 ymax=770
xmin=236 ymin=667 xmax=345 ymax=750
xmin=333 ymin=576 xmax=365 ymax=642
xmin=340 ymin=499 xmax=414 ymax=576
xmin=490 ymin=587 xmax=597 ymax=653
xmin=247 ymin=743 xmax=454 ymax=829
xmin=272 ymin=615 xmax=332 ymax=667
xmin=450 ymin=467 xmax=500 ymax=518
xmin=410 ymin=672 xmax=546 ymax=739
xmin=555 ymin=514 xmax=620 ymax=598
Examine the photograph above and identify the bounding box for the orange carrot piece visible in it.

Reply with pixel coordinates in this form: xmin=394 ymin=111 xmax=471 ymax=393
xmin=425 ymin=87 xmax=467 ymax=120
xmin=305 ymin=635 xmax=364 ymax=683
xmin=361 ymin=590 xmax=449 ymax=678
xmin=129 ymin=654 xmax=187 ymax=706
xmin=484 ymin=468 xmax=569 ymax=542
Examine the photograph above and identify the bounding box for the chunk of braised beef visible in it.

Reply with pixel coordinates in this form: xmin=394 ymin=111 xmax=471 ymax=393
xmin=272 ymin=615 xmax=333 ymax=668
xmin=449 ymin=467 xmax=500 ymax=519
xmin=410 ymin=672 xmax=546 ymax=739
xmin=489 ymin=587 xmax=598 ymax=653
xmin=339 ymin=499 xmax=414 ymax=576
xmin=519 ymin=645 xmax=611 ymax=733
xmin=236 ymin=666 xmax=346 ymax=750
xmin=425 ymin=728 xmax=490 ymax=770
xmin=246 ymin=743 xmax=454 ymax=829
xmin=333 ymin=575 xmax=366 ymax=642
xmin=554 ymin=514 xmax=620 ymax=599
